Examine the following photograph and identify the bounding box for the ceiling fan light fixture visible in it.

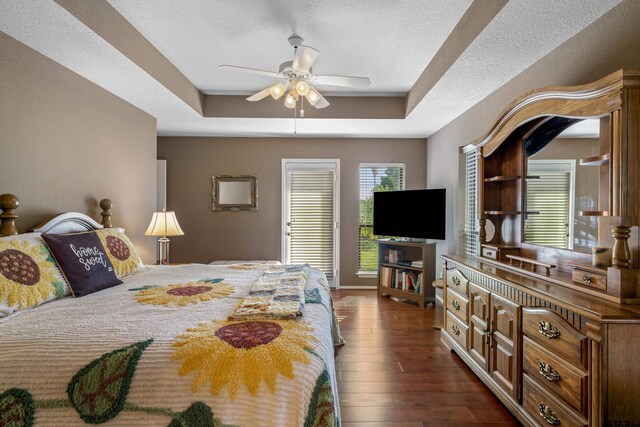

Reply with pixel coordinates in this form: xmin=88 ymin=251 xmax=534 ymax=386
xmin=295 ymin=80 xmax=310 ymax=96
xmin=284 ymin=93 xmax=296 ymax=109
xmin=306 ymin=89 xmax=320 ymax=106
xmin=222 ymin=36 xmax=369 ymax=113
xmin=269 ymin=83 xmax=286 ymax=100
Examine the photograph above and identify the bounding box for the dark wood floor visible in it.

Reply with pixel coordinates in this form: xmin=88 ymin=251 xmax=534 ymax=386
xmin=332 ymin=289 xmax=520 ymax=427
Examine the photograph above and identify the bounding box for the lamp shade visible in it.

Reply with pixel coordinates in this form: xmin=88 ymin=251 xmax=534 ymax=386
xmin=145 ymin=210 xmax=184 ymax=237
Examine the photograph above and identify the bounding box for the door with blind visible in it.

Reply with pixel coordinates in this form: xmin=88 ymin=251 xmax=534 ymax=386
xmin=282 ymin=160 xmax=339 ymax=287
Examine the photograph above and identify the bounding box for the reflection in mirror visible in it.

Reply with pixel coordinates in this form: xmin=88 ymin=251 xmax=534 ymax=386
xmin=218 ymin=181 xmax=252 ymax=205
xmin=525 ymin=118 xmax=601 ymax=253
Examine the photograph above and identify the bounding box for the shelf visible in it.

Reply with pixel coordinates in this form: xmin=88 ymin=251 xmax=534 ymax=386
xmin=381 ymin=263 xmax=423 ymax=272
xmin=484 ymin=175 xmax=520 ymax=182
xmin=484 ymin=210 xmax=521 ymax=215
xmin=378 ymin=285 xmax=422 ymax=298
xmin=378 ymin=240 xmax=436 ymax=309
xmin=578 ymin=210 xmax=610 ymax=217
xmin=579 ymin=153 xmax=610 ymax=166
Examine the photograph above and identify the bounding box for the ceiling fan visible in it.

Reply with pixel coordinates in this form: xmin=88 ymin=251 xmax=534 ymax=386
xmin=219 ymin=35 xmax=371 ymax=112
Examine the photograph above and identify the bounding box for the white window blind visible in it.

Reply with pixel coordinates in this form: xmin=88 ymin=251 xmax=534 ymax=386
xmin=461 ymin=148 xmax=479 ymax=256
xmin=289 ymin=170 xmax=335 ymax=278
xmin=358 ymin=163 xmax=405 ymax=273
xmin=525 ymin=162 xmax=572 ymax=249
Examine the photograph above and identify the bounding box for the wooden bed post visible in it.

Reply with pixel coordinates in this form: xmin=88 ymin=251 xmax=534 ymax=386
xmin=99 ymin=199 xmax=113 ymax=228
xmin=0 ymin=194 xmax=19 ymax=236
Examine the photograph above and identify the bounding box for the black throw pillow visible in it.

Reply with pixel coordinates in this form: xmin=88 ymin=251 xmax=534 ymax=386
xmin=42 ymin=232 xmax=122 ymax=297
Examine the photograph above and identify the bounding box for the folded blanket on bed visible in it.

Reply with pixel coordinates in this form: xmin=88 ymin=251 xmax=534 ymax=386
xmin=228 ymin=264 xmax=309 ymax=320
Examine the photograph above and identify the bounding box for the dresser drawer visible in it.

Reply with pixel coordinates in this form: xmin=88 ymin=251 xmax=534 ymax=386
xmin=523 ymin=336 xmax=587 ymax=414
xmin=445 ymin=288 xmax=468 ymax=324
xmin=446 ymin=269 xmax=468 ymax=296
xmin=522 ymin=308 xmax=588 ymax=368
xmin=446 ymin=311 xmax=468 ymax=350
xmin=523 ymin=375 xmax=587 ymax=427
xmin=481 ymin=246 xmax=498 ymax=259
xmin=571 ymin=267 xmax=607 ymax=291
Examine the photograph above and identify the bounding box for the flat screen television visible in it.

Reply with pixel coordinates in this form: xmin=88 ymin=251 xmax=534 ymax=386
xmin=373 ymin=189 xmax=446 ymax=240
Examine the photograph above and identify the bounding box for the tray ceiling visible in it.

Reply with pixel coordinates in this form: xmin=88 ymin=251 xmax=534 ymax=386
xmin=0 ymin=0 xmax=621 ymax=138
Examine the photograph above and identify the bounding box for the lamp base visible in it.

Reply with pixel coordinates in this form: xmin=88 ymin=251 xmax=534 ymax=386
xmin=157 ymin=237 xmax=171 ymax=265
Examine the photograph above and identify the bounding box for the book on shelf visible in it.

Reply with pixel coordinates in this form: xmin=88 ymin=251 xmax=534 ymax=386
xmin=380 ymin=266 xmax=392 ymax=288
xmin=411 ymin=260 xmax=423 ymax=268
xmin=386 ymin=249 xmax=402 ymax=264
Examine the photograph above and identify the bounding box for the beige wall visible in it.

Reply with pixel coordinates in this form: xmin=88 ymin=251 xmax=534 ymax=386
xmin=426 ymin=0 xmax=640 ymax=266
xmin=0 ymin=33 xmax=157 ymax=262
xmin=157 ymin=137 xmax=427 ymax=286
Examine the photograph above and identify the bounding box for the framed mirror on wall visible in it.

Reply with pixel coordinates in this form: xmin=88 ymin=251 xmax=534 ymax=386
xmin=212 ymin=175 xmax=258 ymax=211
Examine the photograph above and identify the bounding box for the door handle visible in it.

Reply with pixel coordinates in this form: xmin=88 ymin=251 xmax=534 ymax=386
xmin=286 ymin=232 xmax=292 ymax=236
xmin=287 ymin=222 xmax=292 ymax=226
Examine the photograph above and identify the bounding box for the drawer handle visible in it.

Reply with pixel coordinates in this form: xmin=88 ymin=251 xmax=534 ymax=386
xmin=452 ymin=276 xmax=460 ymax=286
xmin=537 ymin=403 xmax=560 ymax=425
xmin=537 ymin=361 xmax=561 ymax=382
xmin=582 ymin=275 xmax=592 ymax=283
xmin=451 ymin=324 xmax=460 ymax=335
xmin=486 ymin=251 xmax=493 ymax=257
xmin=452 ymin=300 xmax=461 ymax=310
xmin=538 ymin=321 xmax=560 ymax=339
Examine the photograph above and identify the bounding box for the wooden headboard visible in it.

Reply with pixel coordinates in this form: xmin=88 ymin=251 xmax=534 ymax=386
xmin=0 ymin=193 xmax=114 ymax=236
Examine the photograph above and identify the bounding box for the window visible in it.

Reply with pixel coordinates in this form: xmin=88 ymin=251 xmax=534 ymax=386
xmin=460 ymin=147 xmax=479 ymax=256
xmin=525 ymin=160 xmax=575 ymax=249
xmin=358 ymin=163 xmax=405 ymax=275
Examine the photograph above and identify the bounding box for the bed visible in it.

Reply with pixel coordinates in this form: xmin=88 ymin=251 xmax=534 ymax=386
xmin=0 ymin=195 xmax=342 ymax=427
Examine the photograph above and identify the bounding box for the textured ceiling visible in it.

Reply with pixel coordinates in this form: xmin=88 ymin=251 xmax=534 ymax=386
xmin=107 ymin=0 xmax=473 ymax=95
xmin=0 ymin=0 xmax=621 ymax=138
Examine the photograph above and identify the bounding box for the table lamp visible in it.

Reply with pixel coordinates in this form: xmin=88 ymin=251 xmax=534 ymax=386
xmin=145 ymin=208 xmax=184 ymax=265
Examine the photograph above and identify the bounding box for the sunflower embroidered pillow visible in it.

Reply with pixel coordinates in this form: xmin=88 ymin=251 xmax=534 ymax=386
xmin=0 ymin=233 xmax=70 ymax=318
xmin=95 ymin=228 xmax=144 ymax=278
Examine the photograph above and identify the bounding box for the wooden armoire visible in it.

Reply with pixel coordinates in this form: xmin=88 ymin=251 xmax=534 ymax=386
xmin=441 ymin=70 xmax=640 ymax=426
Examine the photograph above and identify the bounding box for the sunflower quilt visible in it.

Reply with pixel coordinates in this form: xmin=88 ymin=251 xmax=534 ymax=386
xmin=0 ymin=263 xmax=341 ymax=427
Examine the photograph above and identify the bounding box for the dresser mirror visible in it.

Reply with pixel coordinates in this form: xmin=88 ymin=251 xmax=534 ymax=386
xmin=524 ymin=118 xmax=606 ymax=253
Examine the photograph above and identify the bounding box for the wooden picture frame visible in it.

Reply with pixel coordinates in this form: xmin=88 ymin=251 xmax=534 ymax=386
xmin=212 ymin=175 xmax=258 ymax=211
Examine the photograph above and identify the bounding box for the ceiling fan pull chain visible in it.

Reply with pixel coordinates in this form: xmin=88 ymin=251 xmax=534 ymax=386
xmin=300 ymin=96 xmax=305 ymax=118
xmin=294 ymin=99 xmax=297 ymax=135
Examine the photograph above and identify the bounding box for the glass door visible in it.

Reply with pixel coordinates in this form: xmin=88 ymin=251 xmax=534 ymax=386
xmin=282 ymin=160 xmax=339 ymax=287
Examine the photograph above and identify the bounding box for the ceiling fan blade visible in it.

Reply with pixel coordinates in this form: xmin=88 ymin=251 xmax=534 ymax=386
xmin=314 ymin=93 xmax=330 ymax=109
xmin=246 ymin=87 xmax=272 ymax=102
xmin=219 ymin=64 xmax=281 ymax=78
xmin=292 ymin=45 xmax=320 ymax=74
xmin=314 ymin=74 xmax=371 ymax=88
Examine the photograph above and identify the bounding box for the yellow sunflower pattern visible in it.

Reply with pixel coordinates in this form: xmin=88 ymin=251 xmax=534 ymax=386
xmin=172 ymin=319 xmax=318 ymax=399
xmin=0 ymin=238 xmax=67 ymax=314
xmin=96 ymin=228 xmax=144 ymax=278
xmin=134 ymin=279 xmax=234 ymax=306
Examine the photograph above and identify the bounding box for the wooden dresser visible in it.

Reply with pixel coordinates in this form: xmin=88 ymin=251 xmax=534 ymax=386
xmin=444 ymin=70 xmax=640 ymax=426
xmin=442 ymin=255 xmax=640 ymax=426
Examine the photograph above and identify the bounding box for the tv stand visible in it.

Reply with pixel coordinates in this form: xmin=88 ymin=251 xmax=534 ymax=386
xmin=377 ymin=240 xmax=436 ymax=309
